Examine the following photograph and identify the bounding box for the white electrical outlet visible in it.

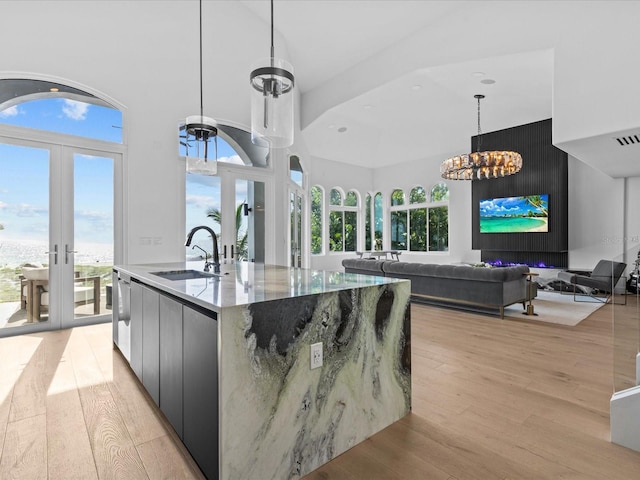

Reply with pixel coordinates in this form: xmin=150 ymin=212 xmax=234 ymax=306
xmin=310 ymin=342 xmax=323 ymax=369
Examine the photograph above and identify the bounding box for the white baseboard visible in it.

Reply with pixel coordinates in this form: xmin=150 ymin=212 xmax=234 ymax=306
xmin=611 ymin=385 xmax=640 ymax=452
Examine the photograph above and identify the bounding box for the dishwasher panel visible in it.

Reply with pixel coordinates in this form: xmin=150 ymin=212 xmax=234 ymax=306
xmin=113 ymin=270 xmax=131 ymax=362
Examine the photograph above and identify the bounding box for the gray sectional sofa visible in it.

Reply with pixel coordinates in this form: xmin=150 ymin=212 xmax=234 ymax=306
xmin=342 ymin=258 xmax=536 ymax=318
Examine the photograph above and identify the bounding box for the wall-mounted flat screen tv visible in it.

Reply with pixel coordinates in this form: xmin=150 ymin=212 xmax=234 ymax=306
xmin=480 ymin=194 xmax=549 ymax=233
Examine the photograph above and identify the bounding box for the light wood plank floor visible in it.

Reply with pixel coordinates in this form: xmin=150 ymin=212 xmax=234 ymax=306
xmin=0 ymin=323 xmax=205 ymax=480
xmin=0 ymin=297 xmax=639 ymax=479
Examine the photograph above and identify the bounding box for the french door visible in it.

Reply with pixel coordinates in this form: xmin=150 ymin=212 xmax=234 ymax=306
xmin=60 ymin=147 xmax=118 ymax=329
xmin=289 ymin=188 xmax=304 ymax=268
xmin=0 ymin=137 xmax=120 ymax=336
xmin=186 ymin=164 xmax=272 ymax=268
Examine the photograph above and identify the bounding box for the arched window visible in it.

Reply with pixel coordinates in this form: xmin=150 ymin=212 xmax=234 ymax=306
xmin=410 ymin=186 xmax=427 ymax=203
xmin=390 ymin=189 xmax=408 ymax=250
xmin=391 ymin=189 xmax=405 ymax=206
xmin=310 ymin=185 xmax=324 ymax=255
xmin=330 ymin=188 xmax=342 ymax=206
xmin=431 ymin=183 xmax=449 ymax=202
xmin=288 ymin=156 xmax=305 ymax=267
xmin=290 ymin=155 xmax=303 ymax=187
xmin=345 ymin=191 xmax=358 ymax=207
xmin=180 ymin=123 xmax=269 ymax=169
xmin=428 ymin=183 xmax=449 ymax=251
xmin=365 ymin=192 xmax=384 ymax=251
xmin=374 ymin=192 xmax=383 ymax=250
xmin=0 ymin=84 xmax=122 ymax=143
xmin=329 ymin=188 xmax=358 ymax=252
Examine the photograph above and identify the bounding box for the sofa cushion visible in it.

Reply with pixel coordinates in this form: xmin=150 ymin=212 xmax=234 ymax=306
xmin=341 ymin=259 xmax=387 ymax=275
xmin=382 ymin=262 xmax=529 ymax=282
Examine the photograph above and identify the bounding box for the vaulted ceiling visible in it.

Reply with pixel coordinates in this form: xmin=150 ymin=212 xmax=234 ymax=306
xmin=240 ymin=0 xmax=640 ymax=177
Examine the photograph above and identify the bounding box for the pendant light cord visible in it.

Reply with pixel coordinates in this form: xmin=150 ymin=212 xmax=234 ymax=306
xmin=476 ymin=94 xmax=484 ymax=152
xmin=270 ymin=0 xmax=275 ymax=65
xmin=199 ymin=0 xmax=204 ymax=118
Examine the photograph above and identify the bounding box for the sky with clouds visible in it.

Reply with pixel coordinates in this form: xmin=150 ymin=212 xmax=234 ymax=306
xmin=1 ymin=97 xmax=248 ymax=264
xmin=0 ymin=98 xmax=118 ymax=256
xmin=479 ymin=194 xmax=548 ymax=217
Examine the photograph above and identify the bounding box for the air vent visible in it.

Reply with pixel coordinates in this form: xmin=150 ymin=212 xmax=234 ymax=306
xmin=615 ymin=134 xmax=640 ymax=146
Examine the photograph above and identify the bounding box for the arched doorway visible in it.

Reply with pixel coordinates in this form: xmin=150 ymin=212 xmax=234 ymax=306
xmin=0 ymin=78 xmax=125 ymax=336
xmin=183 ymin=122 xmax=272 ymax=266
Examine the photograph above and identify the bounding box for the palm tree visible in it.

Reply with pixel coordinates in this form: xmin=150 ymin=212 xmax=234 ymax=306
xmin=520 ymin=195 xmax=548 ymax=217
xmin=206 ymin=203 xmax=248 ymax=260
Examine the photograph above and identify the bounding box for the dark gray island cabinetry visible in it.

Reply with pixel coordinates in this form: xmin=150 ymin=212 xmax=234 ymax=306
xmin=124 ymin=278 xmax=218 ymax=478
xmin=113 ymin=261 xmax=410 ymax=480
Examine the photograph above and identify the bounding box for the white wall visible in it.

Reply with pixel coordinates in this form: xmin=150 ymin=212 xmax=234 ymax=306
xmin=568 ymin=156 xmax=626 ymax=268
xmin=553 ymin=3 xmax=640 ymax=145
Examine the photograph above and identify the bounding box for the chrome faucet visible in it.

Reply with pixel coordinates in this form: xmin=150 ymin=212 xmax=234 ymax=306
xmin=185 ymin=226 xmax=220 ymax=273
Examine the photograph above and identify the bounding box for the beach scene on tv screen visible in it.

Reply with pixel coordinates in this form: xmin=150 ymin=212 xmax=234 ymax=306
xmin=480 ymin=194 xmax=548 ymax=233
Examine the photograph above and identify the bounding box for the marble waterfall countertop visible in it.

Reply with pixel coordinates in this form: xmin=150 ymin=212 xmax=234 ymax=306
xmin=114 ymin=261 xmax=412 ymax=479
xmin=113 ymin=261 xmax=402 ymax=312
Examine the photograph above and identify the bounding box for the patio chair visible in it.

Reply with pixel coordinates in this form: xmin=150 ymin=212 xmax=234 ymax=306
xmin=557 ymin=259 xmax=627 ymax=304
xmin=21 ymin=267 xmax=101 ymax=322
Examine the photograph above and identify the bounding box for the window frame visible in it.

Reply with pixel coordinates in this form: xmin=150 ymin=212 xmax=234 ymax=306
xmin=328 ymin=187 xmax=359 ymax=253
xmin=389 ymin=184 xmax=449 ymax=253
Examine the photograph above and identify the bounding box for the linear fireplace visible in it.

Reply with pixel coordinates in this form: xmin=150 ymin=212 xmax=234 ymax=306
xmin=481 ymin=251 xmax=568 ymax=269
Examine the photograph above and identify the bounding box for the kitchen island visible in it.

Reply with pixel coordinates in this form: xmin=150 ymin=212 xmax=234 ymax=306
xmin=112 ymin=261 xmax=411 ymax=479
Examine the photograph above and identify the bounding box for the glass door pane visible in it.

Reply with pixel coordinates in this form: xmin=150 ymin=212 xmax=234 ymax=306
xmin=186 ymin=174 xmax=222 ymax=267
xmin=65 ymin=152 xmax=114 ymax=327
xmin=233 ymin=178 xmax=264 ymax=263
xmin=0 ymin=142 xmax=51 ymax=330
xmin=235 ymin=179 xmax=249 ymax=262
xmin=290 ymin=190 xmax=303 ymax=267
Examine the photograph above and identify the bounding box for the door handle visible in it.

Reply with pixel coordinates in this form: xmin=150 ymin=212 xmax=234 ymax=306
xmin=45 ymin=244 xmax=58 ymax=265
xmin=231 ymin=244 xmax=234 ymax=260
xmin=65 ymin=244 xmax=77 ymax=264
xmin=223 ymin=245 xmax=227 ymax=259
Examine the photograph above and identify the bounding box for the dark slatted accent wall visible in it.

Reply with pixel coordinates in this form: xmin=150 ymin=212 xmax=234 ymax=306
xmin=471 ymin=119 xmax=568 ymax=268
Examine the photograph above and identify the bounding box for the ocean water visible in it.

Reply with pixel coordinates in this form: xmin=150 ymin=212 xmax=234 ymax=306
xmin=480 ymin=217 xmax=547 ymax=233
xmin=0 ymin=238 xmax=113 ymax=268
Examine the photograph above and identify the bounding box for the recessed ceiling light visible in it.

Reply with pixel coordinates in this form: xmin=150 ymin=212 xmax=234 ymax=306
xmin=49 ymin=87 xmax=59 ymax=92
xmin=363 ymin=104 xmax=373 ymax=109
xmin=472 ymin=71 xmax=486 ymax=77
xmin=411 ymin=84 xmax=422 ymax=91
xmin=480 ymin=78 xmax=496 ymax=85
xmin=337 ymin=127 xmax=348 ymax=133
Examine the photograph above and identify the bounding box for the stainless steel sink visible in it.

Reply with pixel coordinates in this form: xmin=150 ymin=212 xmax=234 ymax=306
xmin=151 ymin=269 xmax=221 ymax=281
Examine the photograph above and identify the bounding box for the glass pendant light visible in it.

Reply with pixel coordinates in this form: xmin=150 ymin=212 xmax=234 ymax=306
xmin=183 ymin=0 xmax=218 ymax=174
xmin=249 ymin=0 xmax=295 ymax=148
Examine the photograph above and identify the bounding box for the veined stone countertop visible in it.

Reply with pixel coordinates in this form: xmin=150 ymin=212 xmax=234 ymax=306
xmin=114 ymin=260 xmax=411 ymax=479
xmin=113 ymin=261 xmax=400 ymax=313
